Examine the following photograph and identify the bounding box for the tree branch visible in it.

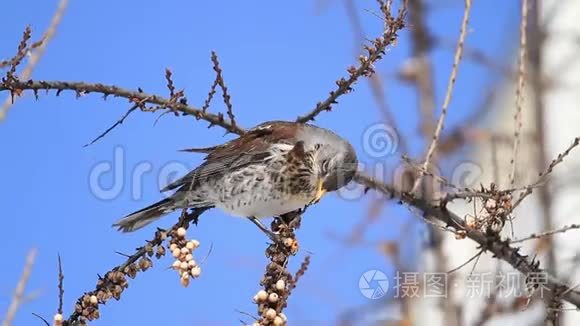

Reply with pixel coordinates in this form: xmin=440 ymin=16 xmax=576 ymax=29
xmin=0 ymin=0 xmax=68 ymax=121
xmin=63 ymin=208 xmax=208 ymax=325
xmin=296 ymin=0 xmax=406 ymax=123
xmin=353 ymin=172 xmax=580 ymax=308
xmin=0 ymin=79 xmax=245 ymax=135
xmin=2 ymin=248 xmax=37 ymax=326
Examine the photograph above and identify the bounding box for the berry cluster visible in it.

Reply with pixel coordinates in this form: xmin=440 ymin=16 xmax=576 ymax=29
xmin=169 ymin=227 xmax=201 ymax=287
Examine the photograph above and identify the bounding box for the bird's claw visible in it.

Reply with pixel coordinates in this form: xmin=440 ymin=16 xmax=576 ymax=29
xmin=265 ymin=229 xmax=282 ymax=244
xmin=247 ymin=216 xmax=282 ymax=245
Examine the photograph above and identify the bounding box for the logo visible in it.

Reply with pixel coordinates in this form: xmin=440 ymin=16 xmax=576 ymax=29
xmin=362 ymin=123 xmax=399 ymax=158
xmin=359 ymin=269 xmax=389 ymax=299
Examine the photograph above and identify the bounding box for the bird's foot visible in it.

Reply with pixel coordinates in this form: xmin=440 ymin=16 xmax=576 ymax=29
xmin=247 ymin=216 xmax=282 ymax=244
xmin=247 ymin=216 xmax=299 ymax=254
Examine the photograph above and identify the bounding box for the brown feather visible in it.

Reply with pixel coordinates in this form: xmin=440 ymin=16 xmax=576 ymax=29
xmin=161 ymin=121 xmax=302 ymax=192
xmin=178 ymin=146 xmax=219 ymax=153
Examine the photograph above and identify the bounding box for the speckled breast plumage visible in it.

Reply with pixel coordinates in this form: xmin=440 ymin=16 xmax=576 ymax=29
xmin=178 ymin=144 xmax=319 ymax=218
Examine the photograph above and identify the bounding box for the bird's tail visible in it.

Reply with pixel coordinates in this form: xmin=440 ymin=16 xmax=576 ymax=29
xmin=113 ymin=198 xmax=177 ymax=232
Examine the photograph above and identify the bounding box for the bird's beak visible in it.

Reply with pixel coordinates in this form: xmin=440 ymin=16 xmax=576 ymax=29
xmin=311 ymin=178 xmax=327 ymax=204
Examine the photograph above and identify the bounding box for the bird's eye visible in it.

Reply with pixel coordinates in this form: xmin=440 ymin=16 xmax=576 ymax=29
xmin=314 ymin=143 xmax=322 ymax=150
xmin=321 ymin=159 xmax=330 ymax=173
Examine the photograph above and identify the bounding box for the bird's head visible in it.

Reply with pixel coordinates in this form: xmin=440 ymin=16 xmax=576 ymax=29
xmin=314 ymin=141 xmax=358 ymax=192
xmin=298 ymin=124 xmax=358 ymax=193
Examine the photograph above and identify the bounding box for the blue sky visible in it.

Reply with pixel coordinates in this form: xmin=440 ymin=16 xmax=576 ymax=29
xmin=1 ymin=1 xmax=518 ymax=325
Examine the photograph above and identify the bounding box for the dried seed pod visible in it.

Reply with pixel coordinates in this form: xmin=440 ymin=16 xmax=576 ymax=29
xmin=265 ymin=308 xmax=277 ymax=320
xmin=275 ymin=279 xmax=285 ymax=291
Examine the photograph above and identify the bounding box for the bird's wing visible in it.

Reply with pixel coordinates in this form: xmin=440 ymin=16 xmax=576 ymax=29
xmin=161 ymin=122 xmax=300 ymax=192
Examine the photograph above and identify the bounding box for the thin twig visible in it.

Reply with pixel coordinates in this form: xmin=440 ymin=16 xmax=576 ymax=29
xmin=201 ymin=76 xmax=219 ymax=113
xmin=210 ymin=51 xmax=237 ymax=130
xmin=508 ymin=0 xmax=529 ymax=187
xmin=510 ymin=224 xmax=580 ymax=244
xmin=447 ymin=249 xmax=483 ymax=274
xmin=57 ymin=255 xmax=64 ymax=315
xmin=412 ymin=0 xmax=472 ymax=193
xmin=0 ymin=0 xmax=68 ymax=121
xmin=402 ymin=154 xmax=459 ymax=191
xmin=407 ymin=0 xmax=436 ymax=140
xmin=343 ymin=0 xmax=409 ymax=153
xmin=30 ymin=313 xmax=50 ymax=326
xmin=296 ymin=0 xmax=406 ymax=123
xmin=0 ymin=27 xmax=35 ymax=71
xmin=512 ymin=136 xmax=580 ymax=210
xmin=2 ymin=248 xmax=37 ymax=326
xmin=433 ymin=36 xmax=516 ymax=80
xmin=83 ymin=104 xmax=138 ymax=147
xmin=165 ymin=68 xmax=176 ymax=98
xmin=287 ymin=255 xmax=311 ymax=297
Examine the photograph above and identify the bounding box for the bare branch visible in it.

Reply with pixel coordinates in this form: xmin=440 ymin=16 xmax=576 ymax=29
xmin=353 ymin=172 xmax=580 ymax=309
xmin=64 ymin=208 xmax=208 ymax=324
xmin=0 ymin=27 xmax=38 ymax=71
xmin=164 ymin=68 xmax=177 ymax=98
xmin=0 ymin=79 xmax=245 ymax=135
xmin=31 ymin=313 xmax=50 ymax=326
xmin=210 ymin=51 xmax=238 ymax=130
xmin=296 ymin=0 xmax=406 ymax=123
xmin=412 ymin=0 xmax=472 ymax=193
xmin=447 ymin=249 xmax=484 ymax=274
xmin=513 ymin=136 xmax=580 ymax=210
xmin=2 ymin=248 xmax=37 ymax=326
xmin=434 ymin=36 xmax=516 ymax=80
xmin=343 ymin=0 xmax=409 ymax=153
xmin=201 ymin=76 xmax=218 ymax=113
xmin=0 ymin=0 xmax=68 ymax=121
xmin=508 ymin=0 xmax=529 ymax=186
xmin=510 ymin=224 xmax=580 ymax=244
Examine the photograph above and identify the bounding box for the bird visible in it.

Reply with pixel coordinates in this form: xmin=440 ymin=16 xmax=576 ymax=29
xmin=113 ymin=120 xmax=358 ymax=239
